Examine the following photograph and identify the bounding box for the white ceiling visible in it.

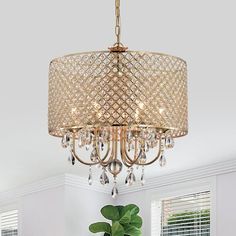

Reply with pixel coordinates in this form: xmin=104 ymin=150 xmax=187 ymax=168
xmin=0 ymin=0 xmax=236 ymax=192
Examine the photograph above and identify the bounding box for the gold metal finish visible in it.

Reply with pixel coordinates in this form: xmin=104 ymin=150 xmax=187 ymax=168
xmin=48 ymin=0 xmax=189 ymax=193
xmin=49 ymin=51 xmax=188 ymax=138
xmin=115 ymin=0 xmax=121 ymax=45
xmin=68 ymin=126 xmax=166 ymax=169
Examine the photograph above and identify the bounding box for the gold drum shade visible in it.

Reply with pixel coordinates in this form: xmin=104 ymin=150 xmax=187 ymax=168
xmin=48 ymin=51 xmax=188 ymax=138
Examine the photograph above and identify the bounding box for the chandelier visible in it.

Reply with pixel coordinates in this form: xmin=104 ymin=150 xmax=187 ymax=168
xmin=48 ymin=0 xmax=188 ymax=198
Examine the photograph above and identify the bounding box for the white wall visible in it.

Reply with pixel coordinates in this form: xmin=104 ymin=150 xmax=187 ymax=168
xmin=216 ymin=172 xmax=236 ymax=236
xmin=65 ymin=185 xmax=113 ymax=236
xmin=17 ymin=185 xmax=112 ymax=236
xmin=19 ymin=186 xmax=65 ymax=236
xmin=0 ymin=175 xmax=114 ymax=236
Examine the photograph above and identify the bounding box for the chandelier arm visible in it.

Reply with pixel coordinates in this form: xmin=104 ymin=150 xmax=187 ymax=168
xmin=94 ymin=130 xmax=112 ymax=166
xmin=120 ymin=129 xmax=141 ymax=166
xmin=136 ymin=140 xmax=163 ymax=166
xmin=114 ymin=127 xmax=118 ymax=160
xmin=111 ymin=127 xmax=116 ymax=160
xmin=120 ymin=131 xmax=133 ymax=168
xmin=121 ymin=128 xmax=135 ymax=163
xmin=71 ymin=149 xmax=97 ymax=166
xmin=121 ymin=128 xmax=133 ymax=164
xmin=124 ymin=130 xmax=141 ymax=164
xmin=70 ymin=132 xmax=106 ymax=166
xmin=123 ymin=146 xmax=140 ymax=165
xmin=96 ymin=142 xmax=111 ymax=167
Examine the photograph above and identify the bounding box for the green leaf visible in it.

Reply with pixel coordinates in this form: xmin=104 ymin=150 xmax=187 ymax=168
xmin=130 ymin=215 xmax=142 ymax=228
xmin=116 ymin=205 xmax=124 ymax=216
xmin=112 ymin=222 xmax=125 ymax=236
xmin=101 ymin=205 xmax=120 ymax=221
xmin=89 ymin=222 xmax=111 ymax=234
xmin=124 ymin=225 xmax=142 ymax=236
xmin=119 ymin=210 xmax=131 ymax=225
xmin=121 ymin=204 xmax=139 ymax=217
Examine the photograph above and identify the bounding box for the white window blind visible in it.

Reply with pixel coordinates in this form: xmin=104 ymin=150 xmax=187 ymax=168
xmin=0 ymin=210 xmax=18 ymax=236
xmin=152 ymin=191 xmax=211 ymax=236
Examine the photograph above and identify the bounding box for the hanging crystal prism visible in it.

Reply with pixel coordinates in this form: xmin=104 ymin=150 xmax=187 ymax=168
xmin=90 ymin=148 xmax=99 ymax=162
xmin=100 ymin=168 xmax=110 ymax=185
xmin=125 ymin=168 xmax=136 ymax=186
xmin=100 ymin=128 xmax=110 ymax=143
xmin=128 ymin=142 xmax=131 ymax=152
xmin=85 ymin=129 xmax=92 ymax=145
xmin=88 ymin=166 xmax=93 ymax=185
xmin=85 ymin=144 xmax=90 ymax=151
xmin=61 ymin=132 xmax=70 ymax=148
xmin=139 ymin=149 xmax=147 ymax=165
xmin=101 ymin=142 xmax=104 ymax=151
xmin=159 ymin=152 xmax=167 ymax=167
xmin=165 ymin=131 xmax=174 ymax=149
xmin=78 ymin=129 xmax=85 ymax=148
xmin=141 ymin=166 xmax=145 ymax=186
xmin=111 ymin=178 xmax=118 ymax=199
xmin=127 ymin=128 xmax=133 ymax=143
xmin=71 ymin=154 xmax=75 ymax=165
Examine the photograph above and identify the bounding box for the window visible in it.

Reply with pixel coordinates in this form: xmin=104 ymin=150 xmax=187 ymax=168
xmin=152 ymin=191 xmax=211 ymax=236
xmin=0 ymin=210 xmax=18 ymax=236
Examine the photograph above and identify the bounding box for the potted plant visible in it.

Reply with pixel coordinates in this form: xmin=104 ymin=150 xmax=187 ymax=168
xmin=89 ymin=204 xmax=142 ymax=236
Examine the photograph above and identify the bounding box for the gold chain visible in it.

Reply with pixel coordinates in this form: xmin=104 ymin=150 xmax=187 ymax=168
xmin=115 ymin=0 xmax=121 ymax=45
xmin=109 ymin=0 xmax=127 ymax=52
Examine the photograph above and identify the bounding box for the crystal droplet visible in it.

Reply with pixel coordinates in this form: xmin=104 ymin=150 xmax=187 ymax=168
xmin=78 ymin=129 xmax=85 ymax=148
xmin=61 ymin=132 xmax=70 ymax=148
xmin=165 ymin=132 xmax=174 ymax=149
xmin=159 ymin=153 xmax=167 ymax=167
xmin=127 ymin=129 xmax=133 ymax=143
xmin=85 ymin=130 xmax=92 ymax=145
xmin=100 ymin=129 xmax=110 ymax=143
xmin=131 ymin=142 xmax=135 ymax=150
xmin=141 ymin=167 xmax=145 ymax=186
xmin=88 ymin=167 xmax=93 ymax=185
xmin=141 ymin=173 xmax=145 ymax=186
xmin=111 ymin=185 xmax=118 ymax=199
xmin=149 ymin=129 xmax=157 ymax=142
xmin=139 ymin=150 xmax=147 ymax=165
xmin=101 ymin=142 xmax=104 ymax=151
xmin=72 ymin=155 xmax=75 ymax=165
xmin=90 ymin=148 xmax=98 ymax=162
xmin=125 ymin=173 xmax=130 ymax=186
xmin=128 ymin=143 xmax=131 ymax=152
xmin=100 ymin=169 xmax=109 ymax=185
xmin=125 ymin=169 xmax=136 ymax=186
xmin=86 ymin=144 xmax=90 ymax=151
xmin=68 ymin=155 xmax=71 ymax=163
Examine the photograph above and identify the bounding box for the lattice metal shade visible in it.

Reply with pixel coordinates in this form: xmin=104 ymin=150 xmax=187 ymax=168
xmin=48 ymin=51 xmax=188 ymax=138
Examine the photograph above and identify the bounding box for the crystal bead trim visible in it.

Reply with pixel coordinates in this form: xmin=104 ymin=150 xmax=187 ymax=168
xmin=48 ymin=51 xmax=188 ymax=138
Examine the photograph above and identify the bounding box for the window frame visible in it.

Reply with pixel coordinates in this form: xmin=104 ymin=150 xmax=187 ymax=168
xmin=0 ymin=204 xmax=19 ymax=236
xmin=150 ymin=177 xmax=216 ymax=236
